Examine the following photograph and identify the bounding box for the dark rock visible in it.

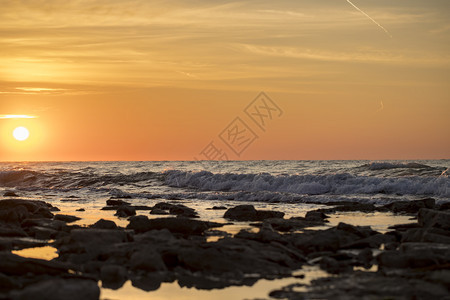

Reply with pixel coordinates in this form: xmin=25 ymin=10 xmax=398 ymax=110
xmin=76 ymin=208 xmax=85 ymax=212
xmin=10 ymin=278 xmax=100 ymax=300
xmin=304 ymin=211 xmax=329 ymax=222
xmin=130 ymin=248 xmax=167 ymax=272
xmin=223 ymin=205 xmax=284 ymax=221
xmin=208 ymin=206 xmax=227 ymax=210
xmin=150 ymin=208 xmax=169 ymax=215
xmin=100 ymin=264 xmax=127 ymax=290
xmin=127 ymin=216 xmax=223 ymax=235
xmin=49 ymin=207 xmax=60 ymax=212
xmin=69 ymin=229 xmax=131 ymax=246
xmin=336 ymin=222 xmax=378 ymax=239
xmin=0 ymin=226 xmax=27 ymax=237
xmin=4 ymin=191 xmax=19 ymax=197
xmin=0 ymin=199 xmax=54 ymax=224
xmin=115 ymin=205 xmax=136 ymax=218
xmin=342 ymin=233 xmax=396 ymax=249
xmin=106 ymin=199 xmax=130 ymax=206
xmin=260 ymin=218 xmax=321 ymax=232
xmin=388 ymin=223 xmax=421 ymax=231
xmin=401 ymin=228 xmax=450 ymax=244
xmin=0 ymin=272 xmax=21 ymax=291
xmin=377 ymin=250 xmax=445 ymax=270
xmin=283 ymin=271 xmax=450 ymax=300
xmin=130 ymin=273 xmax=165 ymax=292
xmin=382 ymin=198 xmax=435 ymax=213
xmin=30 ymin=226 xmax=59 ymax=240
xmin=292 ymin=225 xmax=365 ymax=254
xmin=418 ymin=208 xmax=450 ymax=230
xmin=357 ymin=248 xmax=373 ymax=268
xmin=54 ymin=214 xmax=81 ymax=223
xmin=319 ymin=256 xmax=352 ymax=274
xmin=318 ymin=203 xmax=377 ymax=213
xmin=0 ymin=252 xmax=69 ymax=276
xmin=438 ymin=202 xmax=450 ymax=211
xmin=91 ymin=219 xmax=117 ymax=230
xmin=152 ymin=202 xmax=198 ymax=218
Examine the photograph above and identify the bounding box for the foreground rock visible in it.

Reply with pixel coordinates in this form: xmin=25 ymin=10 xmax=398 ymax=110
xmin=10 ymin=278 xmax=100 ymax=300
xmin=224 ymin=205 xmax=284 ymax=221
xmin=127 ymin=216 xmax=223 ymax=235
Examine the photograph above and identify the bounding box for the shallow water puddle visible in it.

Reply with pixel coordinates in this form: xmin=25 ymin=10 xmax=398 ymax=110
xmin=12 ymin=246 xmax=58 ymax=260
xmin=100 ymin=266 xmax=329 ymax=300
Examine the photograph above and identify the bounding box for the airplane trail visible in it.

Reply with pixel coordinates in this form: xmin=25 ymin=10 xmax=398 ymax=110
xmin=346 ymin=0 xmax=392 ymax=38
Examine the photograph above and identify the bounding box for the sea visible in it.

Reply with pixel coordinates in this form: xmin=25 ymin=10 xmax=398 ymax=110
xmin=0 ymin=160 xmax=449 ymax=207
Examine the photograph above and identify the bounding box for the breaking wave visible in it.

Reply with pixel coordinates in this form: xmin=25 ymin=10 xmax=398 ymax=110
xmin=164 ymin=170 xmax=450 ymax=198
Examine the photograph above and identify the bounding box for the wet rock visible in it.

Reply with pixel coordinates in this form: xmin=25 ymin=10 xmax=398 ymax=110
xmin=438 ymin=202 xmax=450 ymax=211
xmin=150 ymin=208 xmax=169 ymax=215
xmin=91 ymin=219 xmax=117 ymax=230
xmin=69 ymin=229 xmax=131 ymax=246
xmin=0 ymin=272 xmax=21 ymax=291
xmin=317 ymin=203 xmax=377 ymax=213
xmin=152 ymin=202 xmax=198 ymax=218
xmin=304 ymin=211 xmax=329 ymax=222
xmin=223 ymin=205 xmax=284 ymax=221
xmin=100 ymin=264 xmax=127 ymax=290
xmin=0 ymin=199 xmax=54 ymax=224
xmin=130 ymin=273 xmax=166 ymax=292
xmin=0 ymin=226 xmax=27 ymax=237
xmin=76 ymin=208 xmax=85 ymax=212
xmin=49 ymin=207 xmax=61 ymax=212
xmin=284 ymin=271 xmax=449 ymax=300
xmin=208 ymin=206 xmax=227 ymax=210
xmin=30 ymin=226 xmax=59 ymax=240
xmin=382 ymin=198 xmax=435 ymax=214
xmin=115 ymin=205 xmax=136 ymax=218
xmin=127 ymin=216 xmax=223 ymax=235
xmin=130 ymin=248 xmax=167 ymax=272
xmin=401 ymin=228 xmax=450 ymax=244
xmin=0 ymin=252 xmax=69 ymax=276
xmin=292 ymin=224 xmax=365 ymax=254
xmin=10 ymin=278 xmax=100 ymax=300
xmin=259 ymin=218 xmax=320 ymax=232
xmin=106 ymin=199 xmax=130 ymax=206
xmin=4 ymin=191 xmax=19 ymax=197
xmin=377 ymin=250 xmax=444 ymax=270
xmin=54 ymin=214 xmax=81 ymax=223
xmin=336 ymin=222 xmax=377 ymax=239
xmin=357 ymin=248 xmax=373 ymax=268
xmin=319 ymin=256 xmax=352 ymax=274
xmin=342 ymin=233 xmax=396 ymax=249
xmin=418 ymin=208 xmax=450 ymax=230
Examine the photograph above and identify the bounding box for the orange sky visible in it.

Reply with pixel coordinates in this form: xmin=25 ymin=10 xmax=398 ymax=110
xmin=1 ymin=0 xmax=449 ymax=161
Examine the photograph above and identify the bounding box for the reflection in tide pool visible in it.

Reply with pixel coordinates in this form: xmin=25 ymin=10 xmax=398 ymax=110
xmin=100 ymin=266 xmax=329 ymax=300
xmin=12 ymin=245 xmax=58 ymax=260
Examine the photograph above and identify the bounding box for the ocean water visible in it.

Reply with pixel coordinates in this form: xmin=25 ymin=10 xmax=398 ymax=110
xmin=0 ymin=160 xmax=449 ymax=207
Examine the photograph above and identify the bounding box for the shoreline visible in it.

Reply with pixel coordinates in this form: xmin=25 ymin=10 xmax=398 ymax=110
xmin=0 ymin=195 xmax=449 ymax=299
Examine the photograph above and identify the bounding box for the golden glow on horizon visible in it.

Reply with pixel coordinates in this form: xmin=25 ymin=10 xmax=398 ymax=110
xmin=13 ymin=127 xmax=30 ymax=141
xmin=0 ymin=0 xmax=449 ymax=161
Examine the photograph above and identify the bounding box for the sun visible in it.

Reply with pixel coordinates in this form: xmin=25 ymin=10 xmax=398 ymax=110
xmin=13 ymin=126 xmax=30 ymax=141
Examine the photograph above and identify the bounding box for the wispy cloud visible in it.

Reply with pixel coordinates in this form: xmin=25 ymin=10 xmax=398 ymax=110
xmin=0 ymin=114 xmax=38 ymax=119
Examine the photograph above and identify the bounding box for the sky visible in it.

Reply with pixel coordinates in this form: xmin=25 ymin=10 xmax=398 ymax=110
xmin=0 ymin=0 xmax=449 ymax=161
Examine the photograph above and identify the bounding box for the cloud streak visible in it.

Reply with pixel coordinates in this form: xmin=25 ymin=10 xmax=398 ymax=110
xmin=0 ymin=115 xmax=38 ymax=119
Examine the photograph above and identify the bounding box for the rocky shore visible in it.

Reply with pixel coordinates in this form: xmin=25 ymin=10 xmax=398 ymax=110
xmin=0 ymin=196 xmax=449 ymax=300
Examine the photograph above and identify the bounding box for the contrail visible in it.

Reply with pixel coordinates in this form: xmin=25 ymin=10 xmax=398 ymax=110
xmin=346 ymin=0 xmax=392 ymax=38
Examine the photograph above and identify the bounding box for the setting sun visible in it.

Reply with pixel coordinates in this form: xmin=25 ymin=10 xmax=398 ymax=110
xmin=13 ymin=126 xmax=30 ymax=141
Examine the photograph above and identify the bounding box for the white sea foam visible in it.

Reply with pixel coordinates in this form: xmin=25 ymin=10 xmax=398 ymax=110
xmin=164 ymin=170 xmax=450 ymax=199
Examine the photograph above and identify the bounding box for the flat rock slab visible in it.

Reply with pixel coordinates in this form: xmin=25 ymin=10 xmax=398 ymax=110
xmin=224 ymin=205 xmax=284 ymax=221
xmin=127 ymin=216 xmax=223 ymax=235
